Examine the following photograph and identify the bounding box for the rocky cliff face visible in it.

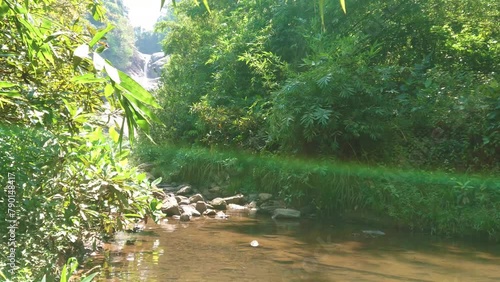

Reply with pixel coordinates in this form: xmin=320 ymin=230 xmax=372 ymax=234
xmin=126 ymin=49 xmax=169 ymax=90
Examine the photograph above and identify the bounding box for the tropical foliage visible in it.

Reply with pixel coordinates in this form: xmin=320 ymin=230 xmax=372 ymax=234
xmin=0 ymin=0 xmax=161 ymax=280
xmin=153 ymin=0 xmax=499 ymax=172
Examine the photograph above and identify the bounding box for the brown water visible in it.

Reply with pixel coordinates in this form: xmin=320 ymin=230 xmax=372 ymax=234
xmin=89 ymin=213 xmax=500 ymax=282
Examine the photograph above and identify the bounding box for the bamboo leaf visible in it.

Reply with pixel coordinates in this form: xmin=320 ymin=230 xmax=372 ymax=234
xmin=71 ymin=73 xmax=106 ymax=84
xmin=74 ymin=44 xmax=89 ymax=59
xmin=340 ymin=0 xmax=347 ymax=14
xmin=93 ymin=52 xmax=105 ymax=71
xmin=104 ymin=62 xmax=120 ymax=83
xmin=202 ymin=0 xmax=211 ymax=14
xmin=117 ymin=70 xmax=160 ymax=108
xmin=89 ymin=24 xmax=114 ymax=48
xmin=80 ymin=273 xmax=99 ymax=282
xmin=319 ymin=0 xmax=325 ymax=31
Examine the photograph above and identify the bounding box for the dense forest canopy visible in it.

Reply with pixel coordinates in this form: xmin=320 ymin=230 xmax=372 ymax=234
xmin=153 ymin=0 xmax=499 ymax=172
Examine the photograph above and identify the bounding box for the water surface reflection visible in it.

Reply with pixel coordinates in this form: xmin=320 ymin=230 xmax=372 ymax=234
xmin=90 ymin=213 xmax=500 ymax=281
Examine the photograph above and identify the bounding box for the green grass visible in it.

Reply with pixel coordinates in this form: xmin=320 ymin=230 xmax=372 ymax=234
xmin=133 ymin=143 xmax=500 ymax=239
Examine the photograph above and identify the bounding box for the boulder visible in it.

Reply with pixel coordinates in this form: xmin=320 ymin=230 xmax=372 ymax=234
xmin=151 ymin=51 xmax=165 ymax=63
xmin=179 ymin=212 xmax=191 ymax=222
xmin=258 ymin=193 xmax=273 ymax=202
xmin=179 ymin=199 xmax=190 ymax=206
xmin=175 ymin=195 xmax=188 ymax=203
xmin=210 ymin=197 xmax=227 ymax=210
xmin=271 ymin=208 xmax=301 ymax=220
xmin=180 ymin=205 xmax=201 ymax=217
xmin=259 ymin=200 xmax=286 ymax=215
xmin=189 ymin=193 xmax=205 ymax=203
xmin=227 ymin=204 xmax=248 ymax=212
xmin=176 ymin=185 xmax=192 ymax=195
xmin=148 ymin=57 xmax=169 ymax=78
xmin=161 ymin=194 xmax=181 ymax=216
xmin=246 ymin=201 xmax=258 ymax=209
xmin=223 ymin=194 xmax=245 ymax=205
xmin=203 ymin=209 xmax=217 ymax=216
xmin=195 ymin=201 xmax=207 ymax=213
xmin=215 ymin=211 xmax=229 ymax=219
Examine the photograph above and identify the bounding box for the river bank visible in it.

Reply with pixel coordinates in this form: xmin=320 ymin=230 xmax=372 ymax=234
xmin=133 ymin=143 xmax=500 ymax=240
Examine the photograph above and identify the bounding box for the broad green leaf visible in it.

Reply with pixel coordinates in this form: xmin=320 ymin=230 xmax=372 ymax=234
xmin=71 ymin=73 xmax=106 ymax=84
xmin=109 ymin=126 xmax=120 ymax=143
xmin=0 ymin=81 xmax=17 ymax=88
xmin=74 ymin=44 xmax=89 ymax=59
xmin=0 ymin=0 xmax=10 ymax=17
xmin=104 ymin=84 xmax=114 ymax=97
xmin=105 ymin=63 xmax=120 ymax=83
xmin=117 ymin=70 xmax=160 ymax=108
xmin=89 ymin=24 xmax=114 ymax=48
xmin=80 ymin=273 xmax=99 ymax=282
xmin=151 ymin=177 xmax=163 ymax=186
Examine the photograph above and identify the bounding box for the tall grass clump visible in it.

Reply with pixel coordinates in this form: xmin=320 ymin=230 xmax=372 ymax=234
xmin=133 ymin=143 xmax=500 ymax=239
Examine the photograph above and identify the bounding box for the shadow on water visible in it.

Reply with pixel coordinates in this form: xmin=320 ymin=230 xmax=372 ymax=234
xmin=87 ymin=212 xmax=500 ymax=282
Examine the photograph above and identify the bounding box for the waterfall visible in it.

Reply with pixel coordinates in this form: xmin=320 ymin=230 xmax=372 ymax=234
xmin=142 ymin=54 xmax=151 ymax=87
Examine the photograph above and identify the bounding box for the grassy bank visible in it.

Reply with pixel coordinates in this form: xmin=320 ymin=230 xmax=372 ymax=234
xmin=134 ymin=143 xmax=500 ymax=239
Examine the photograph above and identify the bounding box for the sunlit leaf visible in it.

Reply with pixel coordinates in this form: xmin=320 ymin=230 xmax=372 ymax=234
xmin=74 ymin=44 xmax=89 ymax=59
xmin=105 ymin=63 xmax=120 ymax=83
xmin=81 ymin=273 xmax=99 ymax=282
xmin=89 ymin=24 xmax=114 ymax=48
xmin=117 ymin=70 xmax=160 ymax=108
xmin=71 ymin=73 xmax=106 ymax=84
xmin=93 ymin=52 xmax=105 ymax=71
xmin=340 ymin=0 xmax=347 ymax=14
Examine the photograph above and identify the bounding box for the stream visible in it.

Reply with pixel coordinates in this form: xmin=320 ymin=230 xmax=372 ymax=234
xmin=88 ymin=212 xmax=500 ymax=281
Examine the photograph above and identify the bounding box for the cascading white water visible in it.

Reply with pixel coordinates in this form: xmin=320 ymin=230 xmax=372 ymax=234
xmin=142 ymin=54 xmax=151 ymax=88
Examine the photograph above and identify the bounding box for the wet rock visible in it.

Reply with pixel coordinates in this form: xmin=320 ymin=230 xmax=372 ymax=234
xmin=172 ymin=215 xmax=181 ymax=220
xmin=195 ymin=201 xmax=207 ymax=213
xmin=246 ymin=201 xmax=258 ymax=209
xmin=161 ymin=194 xmax=181 ymax=216
xmin=203 ymin=209 xmax=217 ymax=216
xmin=179 ymin=212 xmax=191 ymax=222
xmin=175 ymin=195 xmax=188 ymax=203
xmin=210 ymin=197 xmax=227 ymax=210
xmin=159 ymin=184 xmax=178 ymax=194
xmin=179 ymin=199 xmax=190 ymax=206
xmin=180 ymin=205 xmax=201 ymax=217
xmin=215 ymin=211 xmax=229 ymax=219
xmin=227 ymin=203 xmax=248 ymax=212
xmin=189 ymin=193 xmax=205 ymax=203
xmin=271 ymin=208 xmax=301 ymax=220
xmin=206 ymin=203 xmax=214 ymax=209
xmin=151 ymin=51 xmax=165 ymax=63
xmin=259 ymin=200 xmax=286 ymax=215
xmin=176 ymin=185 xmax=192 ymax=195
xmin=223 ymin=194 xmax=245 ymax=205
xmin=258 ymin=193 xmax=273 ymax=202
xmin=149 ymin=56 xmax=168 ymax=78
